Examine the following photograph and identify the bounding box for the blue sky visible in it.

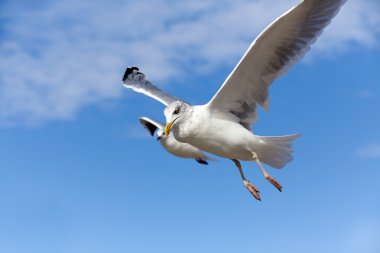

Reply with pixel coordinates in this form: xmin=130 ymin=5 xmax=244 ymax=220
xmin=1 ymin=0 xmax=380 ymax=252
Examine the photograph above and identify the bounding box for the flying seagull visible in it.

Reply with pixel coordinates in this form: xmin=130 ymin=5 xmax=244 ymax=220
xmin=139 ymin=116 xmax=213 ymax=165
xmin=122 ymin=0 xmax=346 ymax=200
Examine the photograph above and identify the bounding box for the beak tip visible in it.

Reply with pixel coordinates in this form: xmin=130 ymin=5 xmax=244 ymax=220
xmin=165 ymin=118 xmax=178 ymax=136
xmin=164 ymin=122 xmax=173 ymax=136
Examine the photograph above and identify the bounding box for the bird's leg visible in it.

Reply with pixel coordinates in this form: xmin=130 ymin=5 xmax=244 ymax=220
xmin=232 ymin=159 xmax=261 ymax=201
xmin=251 ymin=152 xmax=282 ymax=192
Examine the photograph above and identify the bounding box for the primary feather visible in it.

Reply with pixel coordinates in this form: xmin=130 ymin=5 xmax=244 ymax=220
xmin=206 ymin=0 xmax=346 ymax=129
xmin=123 ymin=67 xmax=179 ymax=106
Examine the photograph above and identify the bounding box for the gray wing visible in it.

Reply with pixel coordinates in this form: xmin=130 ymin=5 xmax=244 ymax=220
xmin=122 ymin=67 xmax=179 ymax=106
xmin=139 ymin=117 xmax=164 ymax=136
xmin=206 ymin=0 xmax=346 ymax=129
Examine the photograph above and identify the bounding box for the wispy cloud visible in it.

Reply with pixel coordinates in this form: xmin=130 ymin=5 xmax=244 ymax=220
xmin=343 ymin=219 xmax=380 ymax=253
xmin=355 ymin=144 xmax=380 ymax=158
xmin=1 ymin=0 xmax=379 ymax=126
xmin=314 ymin=0 xmax=380 ymax=52
xmin=357 ymin=90 xmax=375 ymax=99
xmin=126 ymin=124 xmax=152 ymax=139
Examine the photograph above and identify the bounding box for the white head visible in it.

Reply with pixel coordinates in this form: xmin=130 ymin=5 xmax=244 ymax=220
xmin=164 ymin=101 xmax=190 ymax=136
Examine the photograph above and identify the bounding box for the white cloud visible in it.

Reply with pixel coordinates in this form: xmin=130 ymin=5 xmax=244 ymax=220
xmin=356 ymin=144 xmax=380 ymax=158
xmin=314 ymin=0 xmax=380 ymax=52
xmin=126 ymin=124 xmax=152 ymax=139
xmin=357 ymin=90 xmax=375 ymax=99
xmin=344 ymin=219 xmax=380 ymax=253
xmin=1 ymin=0 xmax=379 ymax=126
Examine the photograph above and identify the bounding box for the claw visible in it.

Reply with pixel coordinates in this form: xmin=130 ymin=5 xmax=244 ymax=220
xmin=266 ymin=176 xmax=282 ymax=192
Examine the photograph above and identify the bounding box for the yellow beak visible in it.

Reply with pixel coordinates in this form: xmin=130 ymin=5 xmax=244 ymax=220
xmin=164 ymin=118 xmax=177 ymax=136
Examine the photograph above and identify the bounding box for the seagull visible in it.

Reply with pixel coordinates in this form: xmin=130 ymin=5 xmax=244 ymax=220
xmin=139 ymin=116 xmax=213 ymax=165
xmin=122 ymin=0 xmax=346 ymax=200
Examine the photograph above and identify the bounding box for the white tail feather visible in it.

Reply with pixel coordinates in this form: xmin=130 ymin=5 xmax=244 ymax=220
xmin=255 ymin=134 xmax=300 ymax=169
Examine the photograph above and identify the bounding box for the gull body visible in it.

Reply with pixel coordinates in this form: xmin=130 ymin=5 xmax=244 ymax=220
xmin=139 ymin=117 xmax=212 ymax=164
xmin=123 ymin=0 xmax=346 ymax=200
xmin=166 ymin=102 xmax=299 ymax=169
xmin=173 ymin=105 xmax=258 ymax=161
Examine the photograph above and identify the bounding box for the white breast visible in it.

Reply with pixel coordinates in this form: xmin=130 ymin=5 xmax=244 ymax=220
xmin=176 ymin=105 xmax=258 ymax=161
xmin=160 ymin=134 xmax=205 ymax=159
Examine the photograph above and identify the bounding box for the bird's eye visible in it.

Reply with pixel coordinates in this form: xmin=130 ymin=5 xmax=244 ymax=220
xmin=173 ymin=107 xmax=180 ymax=114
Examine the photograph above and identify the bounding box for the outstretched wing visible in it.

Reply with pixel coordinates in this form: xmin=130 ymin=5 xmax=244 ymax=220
xmin=122 ymin=67 xmax=179 ymax=106
xmin=139 ymin=117 xmax=164 ymax=136
xmin=206 ymin=0 xmax=346 ymax=129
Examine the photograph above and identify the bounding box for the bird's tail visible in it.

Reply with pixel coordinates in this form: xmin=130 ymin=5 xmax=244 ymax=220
xmin=255 ymin=134 xmax=300 ymax=169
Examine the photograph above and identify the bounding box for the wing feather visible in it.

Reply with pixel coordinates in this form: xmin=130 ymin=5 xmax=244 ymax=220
xmin=206 ymin=0 xmax=346 ymax=129
xmin=139 ymin=117 xmax=164 ymax=136
xmin=122 ymin=67 xmax=179 ymax=106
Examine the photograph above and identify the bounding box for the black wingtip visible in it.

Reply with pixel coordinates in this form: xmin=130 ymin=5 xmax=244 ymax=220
xmin=122 ymin=66 xmax=139 ymax=82
xmin=146 ymin=123 xmax=157 ymax=137
xmin=196 ymin=158 xmax=208 ymax=165
xmin=139 ymin=118 xmax=158 ymax=137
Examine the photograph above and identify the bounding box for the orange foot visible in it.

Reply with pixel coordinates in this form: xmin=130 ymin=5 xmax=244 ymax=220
xmin=243 ymin=180 xmax=261 ymax=201
xmin=266 ymin=175 xmax=282 ymax=192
